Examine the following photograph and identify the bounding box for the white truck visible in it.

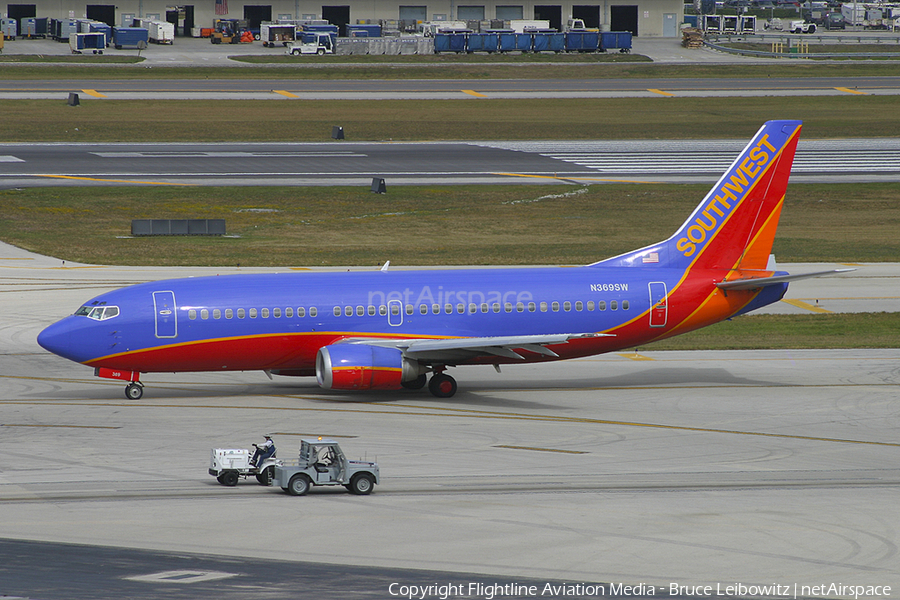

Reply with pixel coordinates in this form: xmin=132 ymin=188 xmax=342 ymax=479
xmin=285 ymin=32 xmax=334 ymax=55
xmin=209 ymin=448 xmax=282 ymax=486
xmin=272 ymin=438 xmax=379 ymax=496
xmin=789 ymin=19 xmax=817 ymax=33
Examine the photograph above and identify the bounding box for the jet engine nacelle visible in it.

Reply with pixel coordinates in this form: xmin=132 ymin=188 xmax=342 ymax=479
xmin=316 ymin=344 xmax=424 ymax=391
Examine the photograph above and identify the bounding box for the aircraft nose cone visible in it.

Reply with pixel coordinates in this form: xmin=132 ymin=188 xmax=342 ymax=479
xmin=37 ymin=318 xmax=80 ymax=362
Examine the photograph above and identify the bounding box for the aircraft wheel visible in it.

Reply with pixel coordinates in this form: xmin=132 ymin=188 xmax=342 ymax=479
xmin=401 ymin=373 xmax=427 ymax=390
xmin=349 ymin=473 xmax=374 ymax=495
xmin=287 ymin=474 xmax=311 ymax=496
xmin=428 ymin=373 xmax=457 ymax=398
xmin=125 ymin=383 xmax=143 ymax=400
xmin=221 ymin=471 xmax=239 ymax=486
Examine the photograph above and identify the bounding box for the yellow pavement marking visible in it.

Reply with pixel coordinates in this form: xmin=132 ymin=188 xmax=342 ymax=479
xmin=781 ymin=298 xmax=833 ymax=313
xmin=36 ymin=175 xmax=195 ymax=186
xmin=81 ymin=89 xmax=107 ymax=98
xmin=493 ymin=172 xmax=655 ymax=184
xmin=273 ymin=90 xmax=299 ymax=98
xmin=462 ymin=89 xmax=488 ymax=97
xmin=618 ymin=352 xmax=655 ymax=361
xmin=648 ymin=88 xmax=675 ymax=97
xmin=1 ymin=423 xmax=120 ymax=429
xmin=495 ymin=445 xmax=587 ymax=454
xmin=835 ymin=87 xmax=867 ymax=95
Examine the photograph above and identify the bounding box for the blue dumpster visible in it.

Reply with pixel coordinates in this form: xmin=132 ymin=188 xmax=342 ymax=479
xmin=89 ymin=22 xmax=111 ymax=46
xmin=600 ymin=30 xmax=633 ymax=53
xmin=547 ymin=32 xmax=565 ymax=52
xmin=448 ymin=32 xmax=466 ymax=53
xmin=565 ymin=31 xmax=599 ymax=52
xmin=467 ymin=32 xmax=498 ymax=52
xmin=515 ymin=32 xmax=532 ymax=51
xmin=532 ymin=32 xmax=551 ymax=51
xmin=112 ymin=26 xmax=149 ymax=49
xmin=434 ymin=33 xmax=451 ymax=53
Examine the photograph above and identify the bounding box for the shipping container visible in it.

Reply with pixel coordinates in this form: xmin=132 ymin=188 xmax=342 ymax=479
xmin=112 ymin=26 xmax=150 ymax=49
xmin=69 ymin=31 xmax=106 ymax=53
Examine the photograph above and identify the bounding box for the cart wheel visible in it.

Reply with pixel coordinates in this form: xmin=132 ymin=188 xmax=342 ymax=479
xmin=256 ymin=466 xmax=274 ymax=485
xmin=317 ymin=48 xmax=325 ymax=55
xmin=292 ymin=49 xmax=300 ymax=55
xmin=287 ymin=474 xmax=310 ymax=496
xmin=349 ymin=473 xmax=374 ymax=495
xmin=221 ymin=471 xmax=239 ymax=486
xmin=125 ymin=383 xmax=143 ymax=400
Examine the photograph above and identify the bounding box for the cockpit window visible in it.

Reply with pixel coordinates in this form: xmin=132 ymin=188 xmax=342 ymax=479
xmin=75 ymin=305 xmax=120 ymax=321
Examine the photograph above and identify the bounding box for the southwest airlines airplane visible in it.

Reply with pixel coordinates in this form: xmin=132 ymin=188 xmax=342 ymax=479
xmin=38 ymin=120 xmax=845 ymax=400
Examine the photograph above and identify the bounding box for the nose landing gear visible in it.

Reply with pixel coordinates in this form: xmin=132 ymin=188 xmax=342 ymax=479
xmin=125 ymin=382 xmax=144 ymax=400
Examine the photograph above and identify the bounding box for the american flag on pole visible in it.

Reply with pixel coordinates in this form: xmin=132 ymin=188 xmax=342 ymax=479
xmin=642 ymin=252 xmax=659 ymax=264
xmin=215 ymin=0 xmax=228 ymax=15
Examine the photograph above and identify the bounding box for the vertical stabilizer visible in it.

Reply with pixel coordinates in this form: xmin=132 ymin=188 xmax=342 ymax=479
xmin=591 ymin=120 xmax=802 ymax=271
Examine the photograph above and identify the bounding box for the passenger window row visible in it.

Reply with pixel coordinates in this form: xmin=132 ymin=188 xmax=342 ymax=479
xmin=330 ymin=299 xmax=630 ymax=317
xmin=188 ymin=306 xmax=318 ymax=321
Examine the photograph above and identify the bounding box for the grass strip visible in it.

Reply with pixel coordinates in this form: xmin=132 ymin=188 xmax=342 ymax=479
xmin=639 ymin=312 xmax=900 ymax=350
xmin=1 ymin=183 xmax=897 ymax=267
xmin=2 ymin=96 xmax=900 ymax=142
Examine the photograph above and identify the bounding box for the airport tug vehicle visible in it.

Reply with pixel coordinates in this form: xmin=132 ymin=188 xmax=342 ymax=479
xmin=272 ymin=438 xmax=379 ymax=496
xmin=209 ymin=448 xmax=282 ymax=486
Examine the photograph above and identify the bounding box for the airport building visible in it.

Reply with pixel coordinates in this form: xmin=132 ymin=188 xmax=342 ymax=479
xmin=4 ymin=0 xmax=683 ymax=39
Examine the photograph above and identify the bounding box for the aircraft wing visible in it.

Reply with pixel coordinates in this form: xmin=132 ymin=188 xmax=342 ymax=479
xmin=716 ymin=268 xmax=855 ymax=291
xmin=344 ymin=333 xmax=610 ymax=362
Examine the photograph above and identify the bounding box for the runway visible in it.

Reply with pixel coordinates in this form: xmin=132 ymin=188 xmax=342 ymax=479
xmin=4 ymin=138 xmax=900 ymax=187
xmin=1 ymin=241 xmax=898 ymax=599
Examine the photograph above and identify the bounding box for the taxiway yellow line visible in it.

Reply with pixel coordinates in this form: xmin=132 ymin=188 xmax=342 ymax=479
xmin=273 ymin=90 xmax=299 ymax=98
xmin=835 ymin=87 xmax=868 ymax=95
xmin=618 ymin=352 xmax=655 ymax=361
xmin=462 ymin=89 xmax=488 ymax=97
xmin=493 ymin=172 xmax=656 ymax=184
xmin=495 ymin=445 xmax=587 ymax=454
xmin=781 ymin=298 xmax=833 ymax=313
xmin=81 ymin=89 xmax=107 ymax=98
xmin=648 ymin=88 xmax=675 ymax=97
xmin=35 ymin=175 xmax=195 ymax=186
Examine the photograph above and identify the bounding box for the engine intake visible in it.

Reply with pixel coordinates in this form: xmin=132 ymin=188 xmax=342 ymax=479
xmin=316 ymin=344 xmax=423 ymax=391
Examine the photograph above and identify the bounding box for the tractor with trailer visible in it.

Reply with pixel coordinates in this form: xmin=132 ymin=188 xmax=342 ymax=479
xmin=209 ymin=447 xmax=282 ymax=486
xmin=284 ymin=32 xmax=334 ymax=55
xmin=272 ymin=438 xmax=379 ymax=496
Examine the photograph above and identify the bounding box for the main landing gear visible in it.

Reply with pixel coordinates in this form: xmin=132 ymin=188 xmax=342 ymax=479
xmin=428 ymin=372 xmax=457 ymax=398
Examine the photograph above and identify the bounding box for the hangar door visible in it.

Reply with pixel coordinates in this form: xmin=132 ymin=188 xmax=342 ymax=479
xmin=572 ymin=5 xmax=601 ymax=28
xmin=244 ymin=5 xmax=272 ymax=31
xmin=7 ymin=4 xmax=36 ymax=34
xmin=610 ymin=5 xmax=638 ymax=36
xmin=533 ymin=5 xmax=562 ymax=31
xmin=322 ymin=5 xmax=350 ymax=36
xmin=86 ymin=5 xmax=116 ymax=26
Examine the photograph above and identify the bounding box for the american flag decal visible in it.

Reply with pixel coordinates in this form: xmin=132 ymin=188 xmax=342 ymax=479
xmin=642 ymin=252 xmax=659 ymax=264
xmin=215 ymin=0 xmax=228 ymax=15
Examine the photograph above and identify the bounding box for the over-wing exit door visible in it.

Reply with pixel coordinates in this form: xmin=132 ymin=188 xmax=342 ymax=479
xmin=648 ymin=282 xmax=668 ymax=328
xmin=153 ymin=291 xmax=178 ymax=338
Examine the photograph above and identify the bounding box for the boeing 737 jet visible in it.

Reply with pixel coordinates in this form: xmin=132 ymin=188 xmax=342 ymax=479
xmin=38 ymin=120 xmax=846 ymax=400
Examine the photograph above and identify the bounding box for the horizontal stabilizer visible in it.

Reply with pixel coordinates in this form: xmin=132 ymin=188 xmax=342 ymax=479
xmin=716 ymin=268 xmax=855 ymax=291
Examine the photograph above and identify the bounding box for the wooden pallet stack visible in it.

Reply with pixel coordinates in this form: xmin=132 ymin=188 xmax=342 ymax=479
xmin=682 ymin=27 xmax=704 ymax=49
